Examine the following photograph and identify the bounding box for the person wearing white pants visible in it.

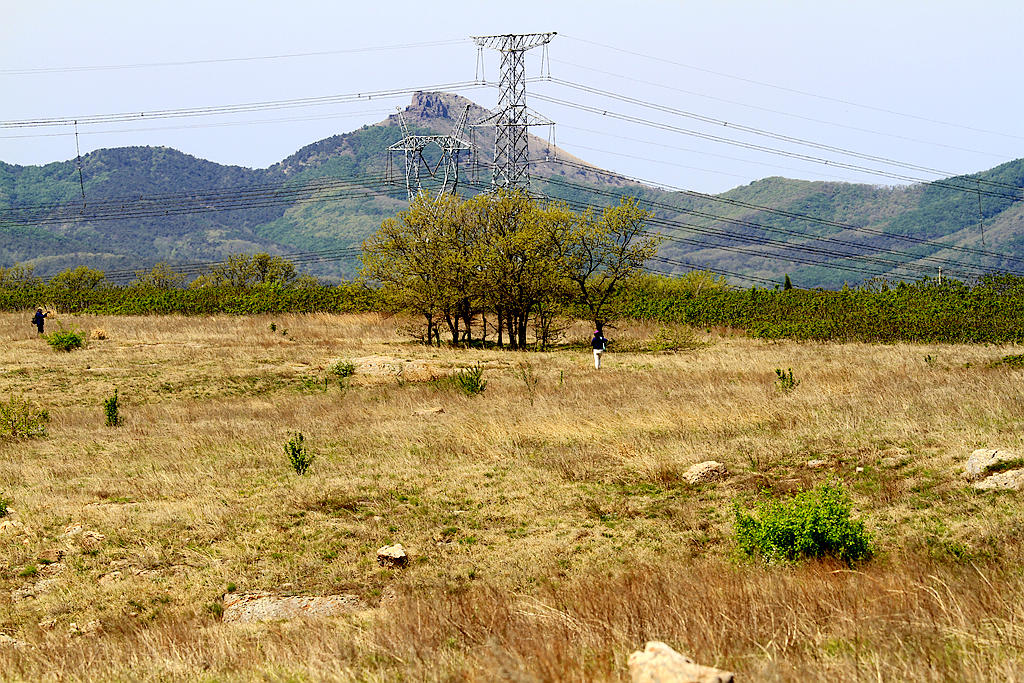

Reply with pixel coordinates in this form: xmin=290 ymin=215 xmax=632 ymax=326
xmin=591 ymin=329 xmax=607 ymax=369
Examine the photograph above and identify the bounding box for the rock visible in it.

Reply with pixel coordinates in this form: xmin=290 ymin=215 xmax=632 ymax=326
xmin=221 ymin=592 xmax=363 ymax=623
xmin=0 ymin=634 xmax=30 ymax=650
xmin=964 ymin=449 xmax=1019 ymax=482
xmin=38 ymin=618 xmax=58 ymax=631
xmin=62 ymin=523 xmax=84 ymax=537
xmin=683 ymin=461 xmax=729 ymax=485
xmin=0 ymin=520 xmax=26 ymax=536
xmin=806 ymin=459 xmax=828 ymax=468
xmin=377 ymin=543 xmax=409 ymax=568
xmin=38 ymin=549 xmax=63 ymax=565
xmin=628 ymin=641 xmax=734 ymax=683
xmin=67 ymin=620 xmax=101 ymax=638
xmin=98 ymin=571 xmax=123 ymax=585
xmin=855 ymin=466 xmax=865 ymax=473
xmin=972 ymin=469 xmax=1024 ymax=491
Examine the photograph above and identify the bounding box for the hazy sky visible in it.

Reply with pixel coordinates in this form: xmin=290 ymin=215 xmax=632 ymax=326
xmin=2 ymin=0 xmax=1022 ymax=194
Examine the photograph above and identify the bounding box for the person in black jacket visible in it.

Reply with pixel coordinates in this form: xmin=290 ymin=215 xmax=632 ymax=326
xmin=32 ymin=308 xmax=48 ymax=335
xmin=591 ymin=329 xmax=608 ymax=369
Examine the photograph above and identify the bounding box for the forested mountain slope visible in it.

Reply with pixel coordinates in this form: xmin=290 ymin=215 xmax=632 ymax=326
xmin=2 ymin=91 xmax=1022 ymax=287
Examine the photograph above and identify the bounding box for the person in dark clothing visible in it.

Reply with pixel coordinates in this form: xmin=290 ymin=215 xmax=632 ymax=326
xmin=32 ymin=308 xmax=48 ymax=334
xmin=591 ymin=329 xmax=608 ymax=369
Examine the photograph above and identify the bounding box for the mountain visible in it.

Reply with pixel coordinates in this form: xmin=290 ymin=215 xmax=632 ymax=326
xmin=1 ymin=91 xmax=1023 ymax=287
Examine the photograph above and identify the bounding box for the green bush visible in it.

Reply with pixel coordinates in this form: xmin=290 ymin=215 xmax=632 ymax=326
xmin=775 ymin=368 xmax=800 ymax=393
xmin=104 ymin=389 xmax=121 ymax=427
xmin=734 ymin=483 xmax=873 ymax=566
xmin=453 ymin=363 xmax=487 ymax=396
xmin=0 ymin=493 xmax=9 ymax=518
xmin=284 ymin=432 xmax=314 ymax=475
xmin=45 ymin=325 xmax=86 ymax=352
xmin=328 ymin=360 xmax=356 ymax=384
xmin=0 ymin=395 xmax=50 ymax=439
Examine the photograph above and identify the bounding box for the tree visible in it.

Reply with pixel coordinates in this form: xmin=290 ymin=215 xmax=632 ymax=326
xmin=49 ymin=266 xmax=106 ymax=291
xmin=784 ymin=274 xmax=793 ymax=290
xmin=559 ymin=197 xmax=662 ymax=330
xmin=361 ymin=192 xmax=468 ymax=345
xmin=191 ymin=253 xmax=298 ymax=288
xmin=131 ymin=262 xmax=186 ymax=289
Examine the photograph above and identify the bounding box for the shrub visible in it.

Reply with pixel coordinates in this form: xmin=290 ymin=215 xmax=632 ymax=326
xmin=734 ymin=483 xmax=873 ymax=566
xmin=329 ymin=360 xmax=356 ymax=384
xmin=104 ymin=389 xmax=121 ymax=427
xmin=775 ymin=368 xmax=800 ymax=393
xmin=45 ymin=325 xmax=86 ymax=352
xmin=284 ymin=432 xmax=314 ymax=475
xmin=0 ymin=395 xmax=49 ymax=439
xmin=0 ymin=493 xmax=8 ymax=518
xmin=453 ymin=363 xmax=487 ymax=396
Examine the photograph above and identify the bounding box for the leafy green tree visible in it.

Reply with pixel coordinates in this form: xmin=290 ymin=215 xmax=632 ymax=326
xmin=559 ymin=197 xmax=662 ymax=330
xmin=191 ymin=253 xmax=297 ymax=288
xmin=49 ymin=266 xmax=105 ymax=291
xmin=0 ymin=263 xmax=41 ymax=288
xmin=131 ymin=262 xmax=186 ymax=289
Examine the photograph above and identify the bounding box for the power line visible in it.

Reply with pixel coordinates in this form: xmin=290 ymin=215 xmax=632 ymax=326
xmin=538 ymin=78 xmax=1024 ymax=198
xmin=0 ymin=39 xmax=470 ymax=76
xmin=0 ymin=81 xmax=490 ymax=129
xmin=540 ymin=157 xmax=1024 ymax=268
xmin=559 ymin=33 xmax=1024 ymax=143
xmin=550 ymin=57 xmax=1008 ymax=162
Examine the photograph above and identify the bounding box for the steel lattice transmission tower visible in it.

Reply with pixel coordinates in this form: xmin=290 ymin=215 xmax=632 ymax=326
xmin=387 ymin=103 xmax=473 ymax=201
xmin=472 ymin=32 xmax=556 ymax=191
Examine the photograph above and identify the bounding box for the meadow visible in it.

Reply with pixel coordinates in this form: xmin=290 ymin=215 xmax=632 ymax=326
xmin=1 ymin=311 xmax=1022 ymax=681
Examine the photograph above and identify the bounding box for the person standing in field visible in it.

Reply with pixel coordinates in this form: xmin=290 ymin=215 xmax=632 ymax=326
xmin=32 ymin=307 xmax=48 ymax=335
xmin=591 ymin=328 xmax=608 ymax=369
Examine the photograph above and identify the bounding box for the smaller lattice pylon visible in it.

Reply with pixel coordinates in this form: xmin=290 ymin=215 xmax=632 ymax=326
xmin=387 ymin=103 xmax=474 ymax=201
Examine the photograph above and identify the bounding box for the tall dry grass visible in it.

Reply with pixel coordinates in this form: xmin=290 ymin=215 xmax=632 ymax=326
xmin=1 ymin=311 xmax=1023 ymax=680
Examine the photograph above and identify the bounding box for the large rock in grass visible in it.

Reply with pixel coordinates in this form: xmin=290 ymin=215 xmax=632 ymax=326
xmin=628 ymin=641 xmax=734 ymax=683
xmin=377 ymin=543 xmax=408 ymax=568
xmin=222 ymin=592 xmax=363 ymax=623
xmin=964 ymin=449 xmax=1019 ymax=481
xmin=973 ymin=469 xmax=1024 ymax=491
xmin=683 ymin=461 xmax=729 ymax=486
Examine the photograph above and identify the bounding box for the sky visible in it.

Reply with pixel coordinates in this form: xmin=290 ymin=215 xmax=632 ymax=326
xmin=2 ymin=0 xmax=1022 ymax=194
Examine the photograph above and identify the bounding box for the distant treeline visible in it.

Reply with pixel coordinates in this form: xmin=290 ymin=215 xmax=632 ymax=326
xmin=4 ymin=260 xmax=1024 ymax=344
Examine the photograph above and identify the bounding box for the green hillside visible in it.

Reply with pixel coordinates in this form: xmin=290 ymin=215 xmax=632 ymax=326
xmin=1 ymin=91 xmax=1023 ymax=287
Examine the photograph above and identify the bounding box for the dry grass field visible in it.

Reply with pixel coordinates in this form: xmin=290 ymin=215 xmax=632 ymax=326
xmin=1 ymin=311 xmax=1023 ymax=681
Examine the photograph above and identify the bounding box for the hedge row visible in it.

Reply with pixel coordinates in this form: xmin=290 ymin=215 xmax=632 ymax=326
xmin=3 ymin=276 xmax=1024 ymax=344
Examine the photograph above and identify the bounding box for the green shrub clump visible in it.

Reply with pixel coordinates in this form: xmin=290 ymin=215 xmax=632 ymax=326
xmin=284 ymin=432 xmax=315 ymax=475
xmin=329 ymin=360 xmax=356 ymax=385
xmin=734 ymin=483 xmax=873 ymax=566
xmin=46 ymin=325 xmax=86 ymax=352
xmin=104 ymin=389 xmax=121 ymax=427
xmin=1 ymin=395 xmax=50 ymax=439
xmin=0 ymin=493 xmax=9 ymax=518
xmin=774 ymin=368 xmax=800 ymax=393
xmin=453 ymin=363 xmax=487 ymax=395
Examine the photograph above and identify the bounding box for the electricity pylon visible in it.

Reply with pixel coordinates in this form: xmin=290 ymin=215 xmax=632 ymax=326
xmin=387 ymin=103 xmax=473 ymax=201
xmin=472 ymin=32 xmax=556 ymax=191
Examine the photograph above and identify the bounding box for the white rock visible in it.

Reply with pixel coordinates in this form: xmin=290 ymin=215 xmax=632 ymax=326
xmin=973 ymin=469 xmax=1024 ymax=491
xmin=806 ymin=459 xmax=828 ymax=468
xmin=683 ymin=461 xmax=728 ymax=485
xmin=628 ymin=641 xmax=734 ymax=683
xmin=222 ymin=592 xmax=363 ymax=623
xmin=964 ymin=449 xmax=1019 ymax=481
xmin=377 ymin=543 xmax=409 ymax=568
xmin=0 ymin=634 xmax=30 ymax=650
